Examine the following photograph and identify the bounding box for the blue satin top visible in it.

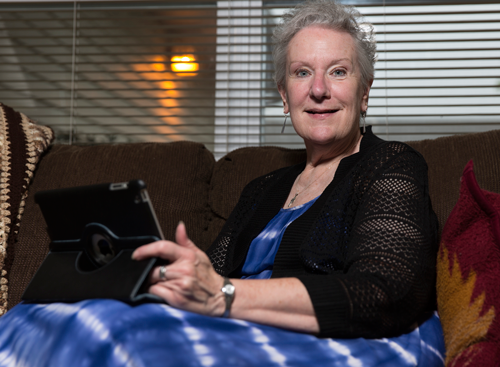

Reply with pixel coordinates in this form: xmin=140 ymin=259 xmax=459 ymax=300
xmin=239 ymin=196 xmax=318 ymax=279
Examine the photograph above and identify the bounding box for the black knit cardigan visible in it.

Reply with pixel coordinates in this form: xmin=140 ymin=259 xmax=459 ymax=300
xmin=207 ymin=127 xmax=439 ymax=338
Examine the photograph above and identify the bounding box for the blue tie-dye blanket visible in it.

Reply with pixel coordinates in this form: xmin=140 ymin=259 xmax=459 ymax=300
xmin=0 ymin=300 xmax=444 ymax=367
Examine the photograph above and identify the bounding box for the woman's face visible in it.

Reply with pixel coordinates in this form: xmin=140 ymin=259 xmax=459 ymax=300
xmin=279 ymin=26 xmax=371 ymax=148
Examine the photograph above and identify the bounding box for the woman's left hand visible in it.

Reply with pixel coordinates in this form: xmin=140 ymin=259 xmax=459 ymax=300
xmin=132 ymin=222 xmax=226 ymax=317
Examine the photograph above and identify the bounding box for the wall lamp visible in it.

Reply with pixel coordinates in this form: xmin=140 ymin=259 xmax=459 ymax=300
xmin=171 ymin=55 xmax=199 ymax=75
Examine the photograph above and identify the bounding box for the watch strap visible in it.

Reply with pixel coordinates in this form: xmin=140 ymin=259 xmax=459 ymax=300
xmin=221 ymin=277 xmax=235 ymax=318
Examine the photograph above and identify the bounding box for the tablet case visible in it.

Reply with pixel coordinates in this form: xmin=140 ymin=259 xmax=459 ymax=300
xmin=22 ymin=180 xmax=165 ymax=304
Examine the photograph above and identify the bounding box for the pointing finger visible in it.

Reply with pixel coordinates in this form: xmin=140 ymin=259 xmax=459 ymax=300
xmin=175 ymin=221 xmax=197 ymax=250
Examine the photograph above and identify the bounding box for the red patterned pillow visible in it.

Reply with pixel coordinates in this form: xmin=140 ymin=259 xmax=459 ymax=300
xmin=437 ymin=160 xmax=500 ymax=366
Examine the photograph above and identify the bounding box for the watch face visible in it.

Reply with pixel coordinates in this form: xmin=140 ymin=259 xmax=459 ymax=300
xmin=223 ymin=284 xmax=235 ymax=296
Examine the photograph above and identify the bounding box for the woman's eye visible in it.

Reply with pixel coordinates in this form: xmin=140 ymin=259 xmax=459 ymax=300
xmin=297 ymin=70 xmax=309 ymax=77
xmin=332 ymin=69 xmax=347 ymax=77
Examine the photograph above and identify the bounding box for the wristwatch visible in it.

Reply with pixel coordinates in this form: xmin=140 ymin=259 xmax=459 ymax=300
xmin=221 ymin=277 xmax=235 ymax=318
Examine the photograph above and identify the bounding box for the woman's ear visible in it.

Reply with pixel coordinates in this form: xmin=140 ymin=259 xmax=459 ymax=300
xmin=278 ymin=84 xmax=289 ymax=114
xmin=361 ymin=79 xmax=373 ymax=113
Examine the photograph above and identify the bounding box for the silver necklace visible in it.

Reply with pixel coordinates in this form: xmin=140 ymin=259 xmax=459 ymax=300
xmin=288 ymin=136 xmax=362 ymax=207
xmin=288 ymin=164 xmax=334 ymax=207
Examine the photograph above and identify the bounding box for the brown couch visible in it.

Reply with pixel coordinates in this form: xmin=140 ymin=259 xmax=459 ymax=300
xmin=3 ymin=120 xmax=500 ymax=315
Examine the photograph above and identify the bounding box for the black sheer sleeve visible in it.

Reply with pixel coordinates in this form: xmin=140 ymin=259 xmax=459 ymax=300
xmin=298 ymin=146 xmax=438 ymax=338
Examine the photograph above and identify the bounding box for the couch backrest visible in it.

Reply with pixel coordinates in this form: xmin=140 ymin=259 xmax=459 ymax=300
xmin=10 ymin=128 xmax=500 ymax=311
xmin=8 ymin=141 xmax=215 ymax=310
xmin=407 ymin=129 xmax=500 ymax=233
xmin=208 ymin=129 xmax=500 ymax=239
xmin=206 ymin=146 xmax=307 ymax=245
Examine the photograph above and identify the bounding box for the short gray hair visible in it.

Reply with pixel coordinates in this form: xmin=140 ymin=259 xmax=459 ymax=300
xmin=272 ymin=0 xmax=377 ymax=92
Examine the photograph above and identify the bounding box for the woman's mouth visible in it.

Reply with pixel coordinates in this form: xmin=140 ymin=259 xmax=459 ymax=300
xmin=306 ymin=109 xmax=339 ymax=115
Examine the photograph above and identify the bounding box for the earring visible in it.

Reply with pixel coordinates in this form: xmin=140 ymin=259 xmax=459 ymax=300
xmin=361 ymin=111 xmax=366 ymax=134
xmin=281 ymin=114 xmax=289 ymax=134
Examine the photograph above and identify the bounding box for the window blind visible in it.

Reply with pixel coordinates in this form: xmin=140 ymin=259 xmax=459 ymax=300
xmin=262 ymin=0 xmax=500 ymax=148
xmin=0 ymin=0 xmax=219 ymax=148
xmin=0 ymin=0 xmax=499 ymax=159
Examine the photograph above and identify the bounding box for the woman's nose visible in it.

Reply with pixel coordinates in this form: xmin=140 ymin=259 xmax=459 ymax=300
xmin=310 ymin=74 xmax=331 ymax=100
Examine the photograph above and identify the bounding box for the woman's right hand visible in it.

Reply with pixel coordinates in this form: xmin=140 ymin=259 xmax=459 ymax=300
xmin=133 ymin=223 xmax=319 ymax=334
xmin=132 ymin=222 xmax=226 ymax=317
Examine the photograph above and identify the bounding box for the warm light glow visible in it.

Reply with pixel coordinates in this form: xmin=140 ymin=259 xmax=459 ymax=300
xmin=171 ymin=55 xmax=199 ymax=74
xmin=152 ymin=63 xmax=166 ymax=72
xmin=159 ymin=81 xmax=175 ymax=90
xmin=132 ymin=56 xmax=167 ymax=75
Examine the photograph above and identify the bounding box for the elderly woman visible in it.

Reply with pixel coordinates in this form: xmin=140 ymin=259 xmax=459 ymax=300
xmin=134 ymin=0 xmax=439 ymax=340
xmin=0 ymin=0 xmax=444 ymax=365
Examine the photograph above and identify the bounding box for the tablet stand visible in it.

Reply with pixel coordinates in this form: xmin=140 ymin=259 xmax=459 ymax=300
xmin=22 ymin=223 xmax=164 ymax=304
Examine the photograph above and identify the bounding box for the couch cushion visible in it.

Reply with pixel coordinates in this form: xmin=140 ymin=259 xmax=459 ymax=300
xmin=408 ymin=129 xmax=500 ymax=234
xmin=8 ymin=141 xmax=215 ymax=310
xmin=436 ymin=160 xmax=500 ymax=366
xmin=207 ymin=146 xmax=306 ymax=245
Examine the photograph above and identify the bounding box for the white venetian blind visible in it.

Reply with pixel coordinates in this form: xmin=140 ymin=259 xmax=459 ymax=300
xmin=365 ymin=1 xmax=500 ymax=141
xmin=0 ymin=0 xmax=219 ymax=148
xmin=261 ymin=0 xmax=500 ymax=148
xmin=0 ymin=0 xmax=498 ymax=158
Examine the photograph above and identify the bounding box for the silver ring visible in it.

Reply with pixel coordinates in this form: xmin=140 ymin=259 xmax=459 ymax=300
xmin=159 ymin=265 xmax=167 ymax=281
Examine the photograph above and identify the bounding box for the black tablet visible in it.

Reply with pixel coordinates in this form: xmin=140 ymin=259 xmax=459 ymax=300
xmin=22 ymin=180 xmax=165 ymax=304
